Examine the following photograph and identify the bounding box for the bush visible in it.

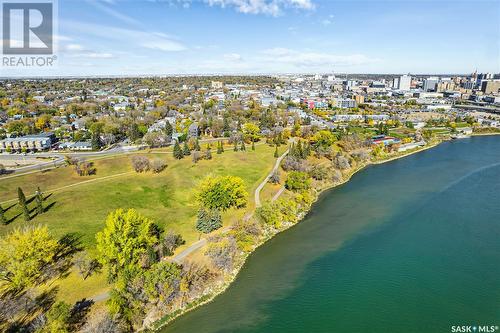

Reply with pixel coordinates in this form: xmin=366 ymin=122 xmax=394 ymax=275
xmin=331 ymin=169 xmax=343 ymax=183
xmin=268 ymin=170 xmax=280 ymax=184
xmin=281 ymin=156 xmax=308 ymax=172
xmin=74 ymin=159 xmax=96 ymax=176
xmin=131 ymin=156 xmax=150 ymax=173
xmin=256 ymin=202 xmax=282 ymax=228
xmin=285 ymin=171 xmax=311 ymax=191
xmin=196 ymin=208 xmax=222 ymax=234
xmin=333 ymin=153 xmax=351 ymax=170
xmin=151 ymin=158 xmax=167 ymax=173
xmin=309 ymin=164 xmax=328 ymax=180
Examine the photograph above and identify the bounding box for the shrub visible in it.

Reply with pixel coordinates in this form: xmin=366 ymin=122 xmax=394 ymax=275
xmin=256 ymin=202 xmax=282 ymax=228
xmin=331 ymin=169 xmax=343 ymax=183
xmin=282 ymin=156 xmax=308 ymax=172
xmin=309 ymin=164 xmax=328 ymax=180
xmin=268 ymin=170 xmax=280 ymax=184
xmin=131 ymin=156 xmax=150 ymax=173
xmin=74 ymin=159 xmax=96 ymax=176
xmin=196 ymin=208 xmax=222 ymax=234
xmin=333 ymin=153 xmax=351 ymax=170
xmin=285 ymin=171 xmax=311 ymax=191
xmin=151 ymin=158 xmax=167 ymax=173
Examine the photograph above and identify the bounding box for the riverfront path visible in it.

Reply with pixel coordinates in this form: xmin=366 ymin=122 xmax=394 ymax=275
xmin=89 ymin=147 xmax=290 ymax=302
xmin=254 ymin=148 xmax=289 ymax=207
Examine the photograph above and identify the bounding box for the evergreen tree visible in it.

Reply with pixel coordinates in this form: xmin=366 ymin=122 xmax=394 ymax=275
xmin=205 ymin=148 xmax=212 ymax=160
xmin=304 ymin=142 xmax=311 ymax=157
xmin=35 ymin=186 xmax=43 ymax=215
xmin=289 ymin=143 xmax=296 ymax=157
xmin=233 ymin=140 xmax=238 ymax=152
xmin=0 ymin=203 xmax=6 ymax=225
xmin=195 ymin=208 xmax=222 ymax=237
xmin=183 ymin=141 xmax=191 ymax=156
xmin=17 ymin=187 xmax=30 ymax=221
xmin=240 ymin=141 xmax=246 ymax=151
xmin=194 ymin=138 xmax=201 ymax=151
xmin=217 ymin=141 xmax=223 ymax=154
xmin=173 ymin=141 xmax=183 ymax=159
xmin=297 ymin=141 xmax=304 ymax=159
xmin=274 ymin=145 xmax=279 ymax=158
xmin=91 ymin=131 xmax=102 ymax=150
xmin=164 ymin=121 xmax=173 ymax=137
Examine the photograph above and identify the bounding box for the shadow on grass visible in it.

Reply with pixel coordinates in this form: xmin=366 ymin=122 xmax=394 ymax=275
xmin=5 ymin=212 xmax=21 ymax=225
xmin=3 ymin=203 xmax=16 ymax=213
xmin=70 ymin=298 xmax=95 ymax=330
xmin=43 ymin=202 xmax=56 ymax=213
xmin=1 ymin=287 xmax=59 ymax=333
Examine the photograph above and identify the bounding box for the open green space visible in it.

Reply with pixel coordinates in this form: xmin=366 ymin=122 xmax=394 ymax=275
xmin=0 ymin=143 xmax=283 ymax=303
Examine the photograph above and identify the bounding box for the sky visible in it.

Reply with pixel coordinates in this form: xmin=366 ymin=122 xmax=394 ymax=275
xmin=2 ymin=0 xmax=499 ymax=76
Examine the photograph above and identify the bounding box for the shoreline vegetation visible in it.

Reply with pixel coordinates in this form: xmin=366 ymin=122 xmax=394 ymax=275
xmin=149 ymin=134 xmax=470 ymax=332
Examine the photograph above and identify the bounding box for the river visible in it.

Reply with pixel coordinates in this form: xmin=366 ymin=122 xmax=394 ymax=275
xmin=162 ymin=136 xmax=500 ymax=333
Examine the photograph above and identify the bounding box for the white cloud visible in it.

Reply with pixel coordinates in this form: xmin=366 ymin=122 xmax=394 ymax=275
xmin=260 ymin=48 xmax=379 ymax=68
xmin=63 ymin=21 xmax=186 ymax=52
xmin=224 ymin=53 xmax=243 ymax=61
xmin=204 ymin=0 xmax=315 ymax=16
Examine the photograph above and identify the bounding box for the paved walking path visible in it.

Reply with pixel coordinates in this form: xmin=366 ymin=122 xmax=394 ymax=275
xmin=89 ymin=148 xmax=289 ymax=302
xmin=254 ymin=149 xmax=289 ymax=207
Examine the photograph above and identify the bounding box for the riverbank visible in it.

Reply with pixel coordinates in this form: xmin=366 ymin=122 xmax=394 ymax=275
xmin=150 ymin=138 xmax=452 ymax=331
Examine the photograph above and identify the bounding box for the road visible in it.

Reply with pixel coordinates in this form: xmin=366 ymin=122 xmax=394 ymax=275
xmin=0 ymin=137 xmax=235 ymax=178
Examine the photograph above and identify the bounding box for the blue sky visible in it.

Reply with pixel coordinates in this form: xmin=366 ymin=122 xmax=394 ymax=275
xmin=4 ymin=0 xmax=500 ymax=76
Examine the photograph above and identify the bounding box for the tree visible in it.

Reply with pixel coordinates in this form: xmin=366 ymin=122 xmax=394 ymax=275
xmin=268 ymin=170 xmax=280 ymax=184
xmin=285 ymin=171 xmax=311 ymax=191
xmin=216 ymin=141 xmax=223 ymax=154
xmin=242 ymin=122 xmax=260 ymax=143
xmin=130 ymin=156 xmax=150 ymax=173
xmin=35 ymin=186 xmax=43 ymax=215
xmin=173 ymin=141 xmax=183 ymax=159
xmin=17 ymin=187 xmax=30 ymax=222
xmin=205 ymin=148 xmax=212 ymax=160
xmin=196 ymin=208 xmax=222 ymax=236
xmin=164 ymin=121 xmax=173 ymax=137
xmin=91 ymin=131 xmax=102 ymax=150
xmin=233 ymin=140 xmax=238 ymax=152
xmin=95 ymin=209 xmax=159 ymax=281
xmin=158 ymin=230 xmax=185 ymax=257
xmin=0 ymin=203 xmax=6 ymax=225
xmin=150 ymin=158 xmax=167 ymax=173
xmin=0 ymin=226 xmax=59 ymax=294
xmin=183 ymin=141 xmax=191 ymax=156
xmin=274 ymin=145 xmax=279 ymax=158
xmin=311 ymin=130 xmax=336 ymax=149
xmin=197 ymin=175 xmax=248 ymax=211
xmin=240 ymin=140 xmax=246 ymax=151
xmin=251 ymin=141 xmax=255 ymax=151
xmin=44 ymin=301 xmax=71 ymax=333
xmin=194 ymin=138 xmax=201 ymax=151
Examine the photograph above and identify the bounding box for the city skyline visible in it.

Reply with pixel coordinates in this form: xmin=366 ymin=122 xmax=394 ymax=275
xmin=1 ymin=0 xmax=499 ymax=77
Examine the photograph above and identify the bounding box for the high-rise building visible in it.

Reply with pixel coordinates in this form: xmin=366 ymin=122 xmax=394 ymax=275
xmin=481 ymin=80 xmax=500 ymax=94
xmin=423 ymin=77 xmax=439 ymax=92
xmin=394 ymin=75 xmax=411 ymax=90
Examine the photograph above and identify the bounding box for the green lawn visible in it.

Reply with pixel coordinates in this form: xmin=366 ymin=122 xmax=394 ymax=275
xmin=0 ymin=143 xmax=283 ymax=303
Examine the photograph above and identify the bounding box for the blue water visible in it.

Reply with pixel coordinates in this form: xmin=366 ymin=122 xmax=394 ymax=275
xmin=162 ymin=136 xmax=500 ymax=333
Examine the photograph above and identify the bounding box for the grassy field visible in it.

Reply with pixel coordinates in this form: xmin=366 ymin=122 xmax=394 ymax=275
xmin=0 ymin=143 xmax=284 ymax=303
